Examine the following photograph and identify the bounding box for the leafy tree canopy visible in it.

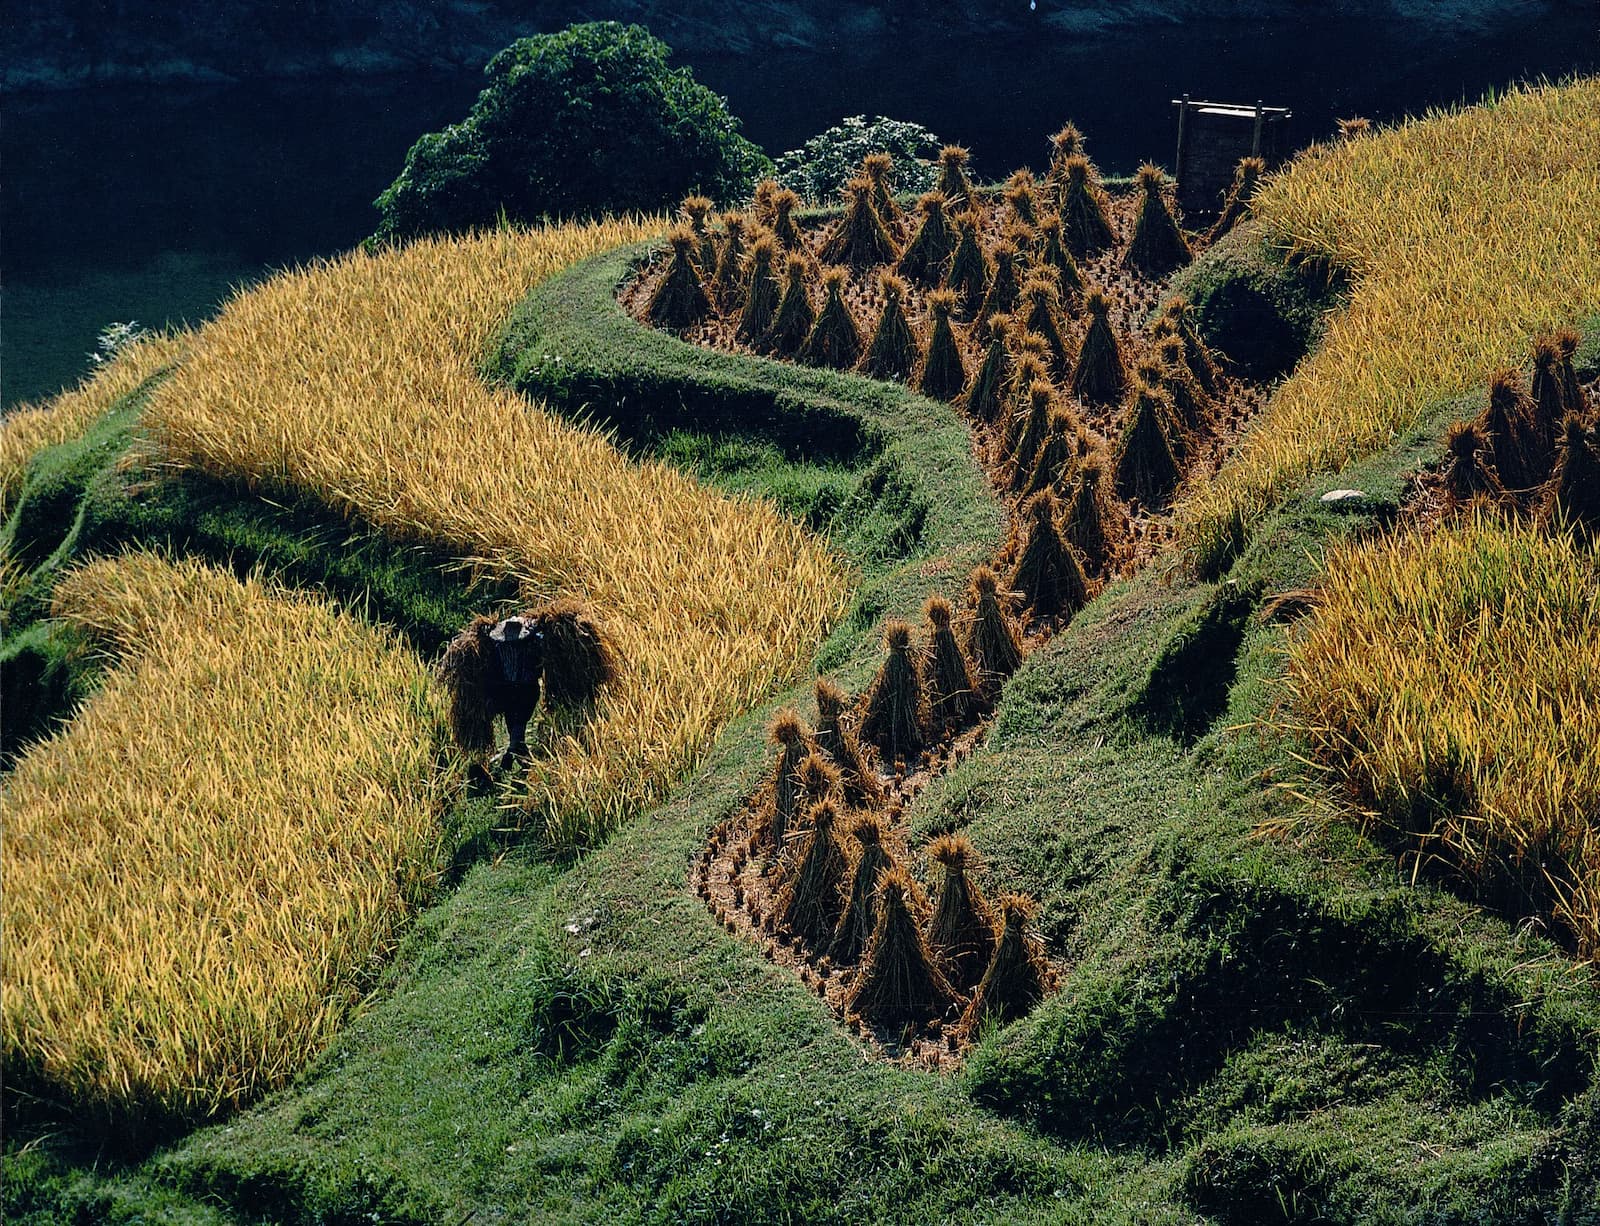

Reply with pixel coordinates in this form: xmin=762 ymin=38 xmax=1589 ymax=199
xmin=373 ymin=22 xmax=771 ymax=242
xmin=775 ymin=115 xmax=944 ymax=204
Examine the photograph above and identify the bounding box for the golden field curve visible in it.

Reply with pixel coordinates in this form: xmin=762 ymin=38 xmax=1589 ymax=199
xmin=1286 ymin=513 xmax=1600 ymax=958
xmin=1182 ymin=78 xmax=1600 ymax=567
xmin=140 ymin=220 xmax=853 ymax=847
xmin=2 ymin=552 xmax=452 ymax=1118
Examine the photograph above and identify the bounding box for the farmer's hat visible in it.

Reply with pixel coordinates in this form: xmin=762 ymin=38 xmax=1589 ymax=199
xmin=489 ymin=616 xmax=530 ymax=643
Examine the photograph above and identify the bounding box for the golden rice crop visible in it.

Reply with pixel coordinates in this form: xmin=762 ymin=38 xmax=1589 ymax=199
xmin=1183 ymin=78 xmax=1600 ymax=569
xmin=0 ymin=330 xmax=186 ymax=514
xmin=2 ymin=551 xmax=453 ymax=1120
xmin=1284 ymin=513 xmax=1600 ymax=957
xmin=141 ymin=220 xmax=852 ymax=847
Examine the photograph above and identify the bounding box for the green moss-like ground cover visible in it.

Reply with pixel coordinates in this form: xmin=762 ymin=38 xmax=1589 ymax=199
xmin=4 ymin=247 xmax=1598 ymax=1223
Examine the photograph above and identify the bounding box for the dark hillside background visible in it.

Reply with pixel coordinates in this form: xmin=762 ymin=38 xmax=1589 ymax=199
xmin=4 ymin=1 xmax=1587 ymax=88
xmin=4 ymin=0 xmax=1595 ymax=406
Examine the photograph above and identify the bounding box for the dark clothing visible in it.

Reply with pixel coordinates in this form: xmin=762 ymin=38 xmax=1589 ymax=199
xmin=486 ymin=620 xmax=544 ymax=751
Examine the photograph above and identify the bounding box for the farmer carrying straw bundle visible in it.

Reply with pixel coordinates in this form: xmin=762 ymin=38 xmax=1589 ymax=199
xmin=438 ymin=599 xmax=620 ymax=776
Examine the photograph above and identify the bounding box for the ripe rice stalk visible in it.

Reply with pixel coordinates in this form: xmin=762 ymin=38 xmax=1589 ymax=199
xmin=1134 ymin=358 xmax=1190 ymax=464
xmin=1285 ymin=510 xmax=1600 ymax=957
xmin=965 ymin=564 xmax=1024 ymax=698
xmin=1160 ymin=296 xmax=1222 ymax=394
xmin=1205 ymin=156 xmax=1266 ymax=243
xmin=830 ymin=814 xmax=896 ymax=964
xmin=963 ymin=319 xmax=1012 ymax=424
xmin=859 ymin=619 xmax=928 ymax=766
xmin=845 ymin=867 xmax=956 ymax=1026
xmin=648 ymin=226 xmax=712 ymax=330
xmin=1539 ymin=414 xmax=1600 ymax=535
xmin=777 ymin=799 xmax=851 ymax=950
xmin=926 ymin=834 xmax=996 ymax=991
xmin=438 ymin=614 xmax=500 ymax=756
xmin=1070 ymin=289 xmax=1128 ymax=406
xmin=2 ymin=551 xmax=452 ymax=1122
xmin=936 ymin=145 xmax=976 ymax=213
xmin=679 ymin=194 xmax=717 ymax=268
xmin=752 ymin=178 xmax=780 ymax=227
xmin=1179 ymin=81 xmax=1600 ymax=572
xmin=1034 ymin=215 xmax=1084 ymax=301
xmin=1058 ymin=156 xmax=1117 ymax=259
xmin=0 ymin=330 xmax=187 ymax=515
xmin=1004 ymin=171 xmax=1040 ymax=228
xmin=1532 ymin=330 xmax=1585 ymax=433
xmin=1045 ymin=122 xmax=1086 ymax=205
xmin=772 ymin=188 xmax=804 ymax=250
xmin=770 ymin=254 xmax=818 ymax=355
xmin=1011 ymin=380 xmax=1055 ymax=483
xmin=976 ymin=241 xmax=1023 ymax=335
xmin=766 ymin=709 xmax=815 ymax=855
xmin=923 ymin=596 xmax=984 ymax=731
xmin=862 ymin=271 xmax=922 ymax=381
xmin=1022 ymin=408 xmax=1085 ymax=500
xmin=861 ymin=152 xmax=906 ymax=237
xmin=814 ymin=676 xmax=885 ymax=809
xmin=713 ymin=211 xmax=750 ymax=306
xmin=738 ymin=231 xmax=783 ymax=344
xmin=1552 ymin=328 xmax=1589 ymax=416
xmin=944 ymin=212 xmax=991 ymax=315
xmin=820 ymin=179 xmax=899 ymax=268
xmin=919 ymin=289 xmax=968 ymax=401
xmin=961 ymin=892 xmax=1052 ymax=1029
xmin=1123 ymin=164 xmax=1192 ymax=278
xmin=1019 ymin=277 xmax=1073 ymax=380
xmin=1010 ymin=490 xmax=1089 ymax=619
xmin=1477 ymin=367 xmax=1547 ymax=496
xmin=799 ymin=749 xmax=844 ymax=808
xmin=140 ymin=218 xmax=850 ymax=852
xmin=534 ymin=596 xmax=621 ymax=709
xmin=1062 ymin=456 xmax=1120 ymax=571
xmin=1114 ymin=378 xmax=1183 ymax=509
xmin=898 ymin=191 xmax=956 ymax=287
xmin=1155 ymin=334 xmax=1212 ymax=434
xmin=800 ymin=267 xmax=864 ymax=370
xmin=1440 ymin=420 xmax=1505 ymax=511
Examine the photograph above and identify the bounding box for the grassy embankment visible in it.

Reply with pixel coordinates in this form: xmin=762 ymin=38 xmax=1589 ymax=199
xmin=6 ymin=84 xmax=1600 ymax=1222
xmin=0 ymin=330 xmax=186 ymax=515
xmin=1180 ymin=77 xmax=1600 ymax=573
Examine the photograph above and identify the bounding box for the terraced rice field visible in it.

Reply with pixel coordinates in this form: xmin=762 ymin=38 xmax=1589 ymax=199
xmin=2 ymin=552 xmax=451 ymax=1119
xmin=1182 ymin=78 xmax=1600 ymax=569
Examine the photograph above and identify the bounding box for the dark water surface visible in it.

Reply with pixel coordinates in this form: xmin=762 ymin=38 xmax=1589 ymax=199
xmin=4 ymin=13 xmax=1595 ymax=406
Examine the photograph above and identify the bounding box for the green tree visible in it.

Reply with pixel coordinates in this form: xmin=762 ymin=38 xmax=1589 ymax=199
xmin=373 ymin=22 xmax=771 ymax=242
xmin=774 ymin=115 xmax=944 ymax=204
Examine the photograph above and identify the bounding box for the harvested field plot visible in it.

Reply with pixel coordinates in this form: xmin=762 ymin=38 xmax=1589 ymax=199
xmin=623 ymin=147 xmax=1269 ymax=582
